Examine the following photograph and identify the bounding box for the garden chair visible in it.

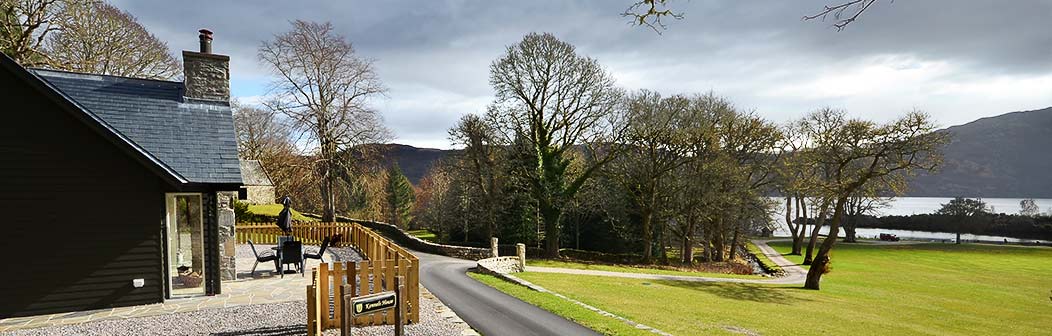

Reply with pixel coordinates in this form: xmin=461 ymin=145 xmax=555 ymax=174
xmin=247 ymin=240 xmax=278 ymax=277
xmin=304 ymin=236 xmax=332 ymax=262
xmin=279 ymin=240 xmax=304 ymax=278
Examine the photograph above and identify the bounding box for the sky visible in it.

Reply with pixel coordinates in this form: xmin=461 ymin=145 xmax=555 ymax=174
xmin=111 ymin=0 xmax=1052 ymax=149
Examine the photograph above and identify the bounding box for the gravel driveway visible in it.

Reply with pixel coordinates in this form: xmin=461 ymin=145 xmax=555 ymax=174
xmin=2 ymin=287 xmax=469 ymax=336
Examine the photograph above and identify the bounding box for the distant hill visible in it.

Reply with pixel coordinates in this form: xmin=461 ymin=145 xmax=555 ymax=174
xmin=375 ymin=144 xmax=456 ymax=185
xmin=907 ymin=107 xmax=1052 ymax=198
xmin=379 ymin=107 xmax=1052 ymax=196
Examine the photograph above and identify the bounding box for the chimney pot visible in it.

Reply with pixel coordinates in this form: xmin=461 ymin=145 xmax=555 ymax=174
xmin=183 ymin=28 xmax=229 ymax=102
xmin=198 ymin=28 xmax=213 ymax=54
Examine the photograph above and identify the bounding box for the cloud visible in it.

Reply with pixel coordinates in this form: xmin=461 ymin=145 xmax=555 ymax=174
xmin=112 ymin=0 xmax=1052 ymax=149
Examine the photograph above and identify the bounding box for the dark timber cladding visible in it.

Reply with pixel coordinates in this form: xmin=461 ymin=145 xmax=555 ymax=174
xmin=0 ymin=62 xmax=167 ymax=318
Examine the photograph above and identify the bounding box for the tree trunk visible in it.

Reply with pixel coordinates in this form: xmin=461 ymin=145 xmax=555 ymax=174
xmin=700 ymin=227 xmax=712 ymax=262
xmin=321 ymin=171 xmax=337 ymax=222
xmin=541 ymin=201 xmax=561 ymax=258
xmin=792 ymin=197 xmax=807 ymax=255
xmin=804 ymin=199 xmax=831 ymax=265
xmin=713 ymin=217 xmax=725 ymax=262
xmin=844 ymin=215 xmax=857 ymax=243
xmin=785 ymin=196 xmax=802 ymax=255
xmin=729 ymin=227 xmax=741 ymax=261
xmin=641 ymin=208 xmax=654 ymax=264
xmin=682 ymin=218 xmax=696 ymax=264
xmin=805 ymin=197 xmax=847 ymax=290
xmin=659 ymin=226 xmax=670 ymax=265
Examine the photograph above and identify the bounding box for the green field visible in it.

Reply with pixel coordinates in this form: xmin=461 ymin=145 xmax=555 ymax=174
xmin=489 ymin=242 xmax=1052 ymax=335
xmin=526 ymin=259 xmax=762 ymax=280
xmin=468 ymin=272 xmax=654 ymax=336
xmin=407 ymin=229 xmax=439 ymax=243
xmin=246 ymin=204 xmax=316 ymax=222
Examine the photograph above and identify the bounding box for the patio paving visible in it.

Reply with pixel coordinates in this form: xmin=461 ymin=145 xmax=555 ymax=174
xmin=0 ymin=244 xmax=354 ymax=332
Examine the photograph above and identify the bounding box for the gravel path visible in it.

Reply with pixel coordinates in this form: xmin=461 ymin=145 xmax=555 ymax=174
xmin=4 ymin=244 xmax=469 ymax=336
xmin=524 ymin=239 xmax=807 ymax=285
xmin=2 ymin=288 xmax=468 ymax=336
xmin=1 ymin=302 xmax=306 ymax=336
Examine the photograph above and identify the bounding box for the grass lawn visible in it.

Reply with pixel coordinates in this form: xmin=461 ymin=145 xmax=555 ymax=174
xmin=246 ymin=204 xmax=316 ymax=222
xmin=467 ymin=272 xmax=654 ymax=336
xmin=494 ymin=242 xmax=1052 ymax=335
xmin=407 ymin=229 xmax=439 ymax=243
xmin=526 ymin=259 xmax=763 ymax=280
xmin=745 ymin=240 xmax=783 ymax=273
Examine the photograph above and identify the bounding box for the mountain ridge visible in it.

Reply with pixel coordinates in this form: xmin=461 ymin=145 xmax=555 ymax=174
xmin=382 ymin=106 xmax=1052 ymax=198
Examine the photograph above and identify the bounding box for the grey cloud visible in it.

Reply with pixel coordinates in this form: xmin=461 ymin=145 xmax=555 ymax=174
xmin=110 ymin=0 xmax=1052 ymax=148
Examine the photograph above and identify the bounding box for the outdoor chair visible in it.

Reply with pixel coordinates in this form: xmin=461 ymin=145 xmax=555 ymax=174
xmin=304 ymin=236 xmax=332 ymax=262
xmin=279 ymin=240 xmax=304 ymax=278
xmin=247 ymin=240 xmax=278 ymax=277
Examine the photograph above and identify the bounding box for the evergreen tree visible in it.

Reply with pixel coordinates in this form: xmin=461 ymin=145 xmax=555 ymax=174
xmin=385 ymin=165 xmax=415 ymax=228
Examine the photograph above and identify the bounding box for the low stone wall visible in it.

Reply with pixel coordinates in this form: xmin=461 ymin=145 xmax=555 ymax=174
xmin=346 ymin=218 xmax=493 ymax=260
xmin=476 ymin=256 xmax=525 ymax=275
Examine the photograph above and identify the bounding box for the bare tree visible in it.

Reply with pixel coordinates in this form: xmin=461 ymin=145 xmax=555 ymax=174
xmin=802 ymin=0 xmax=884 ymax=31
xmin=624 ymin=0 xmax=887 ymax=33
xmin=623 ymin=0 xmax=683 ymax=34
xmin=259 ymin=20 xmax=389 ymax=222
xmin=487 ymin=32 xmax=625 ymax=258
xmin=44 ymin=1 xmax=178 ymax=79
xmin=1019 ymin=198 xmax=1040 ymax=217
xmin=842 ymin=183 xmax=894 ymax=243
xmin=799 ymin=108 xmax=948 ymax=289
xmin=231 ymin=99 xmax=311 ymax=204
xmin=610 ymin=90 xmax=692 ymax=263
xmin=449 ymin=114 xmax=503 ymax=239
xmin=0 ymin=0 xmax=82 ymax=66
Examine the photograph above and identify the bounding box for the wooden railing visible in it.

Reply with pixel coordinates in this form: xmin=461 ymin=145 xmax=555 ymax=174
xmin=234 ymin=222 xmax=420 ymax=335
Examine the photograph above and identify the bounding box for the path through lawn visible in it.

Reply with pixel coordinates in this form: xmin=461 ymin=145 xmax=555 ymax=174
xmin=512 ymin=242 xmax=1052 ymax=335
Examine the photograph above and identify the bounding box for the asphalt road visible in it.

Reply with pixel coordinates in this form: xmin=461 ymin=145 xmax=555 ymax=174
xmin=415 ymin=251 xmax=601 ymax=336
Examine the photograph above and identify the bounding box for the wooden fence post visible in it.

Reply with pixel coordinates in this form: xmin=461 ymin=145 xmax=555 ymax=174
xmin=307 ymin=284 xmax=316 ymax=336
xmin=395 ymin=275 xmax=405 ymax=336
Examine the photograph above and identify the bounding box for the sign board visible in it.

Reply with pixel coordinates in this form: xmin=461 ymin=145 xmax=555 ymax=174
xmin=350 ymin=291 xmax=397 ymax=317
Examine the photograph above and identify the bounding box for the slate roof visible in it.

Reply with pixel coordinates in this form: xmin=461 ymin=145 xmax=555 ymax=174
xmin=31 ymin=69 xmax=243 ymax=185
xmin=239 ymin=160 xmax=274 ymax=186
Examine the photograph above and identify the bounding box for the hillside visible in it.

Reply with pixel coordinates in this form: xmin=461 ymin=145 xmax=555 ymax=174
xmin=907 ymin=107 xmax=1052 ymax=198
xmin=376 ymin=144 xmax=456 ymax=185
xmin=380 ymin=107 xmax=1052 ymax=196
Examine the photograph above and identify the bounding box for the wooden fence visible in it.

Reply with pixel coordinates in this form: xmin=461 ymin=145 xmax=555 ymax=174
xmin=306 ymin=260 xmax=418 ymax=334
xmin=234 ymin=222 xmax=419 ymax=335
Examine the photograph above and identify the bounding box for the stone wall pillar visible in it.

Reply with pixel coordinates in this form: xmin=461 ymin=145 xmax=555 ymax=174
xmin=491 ymin=237 xmax=499 ymax=258
xmin=216 ymin=191 xmax=237 ymax=281
xmin=516 ymin=243 xmax=526 ymax=271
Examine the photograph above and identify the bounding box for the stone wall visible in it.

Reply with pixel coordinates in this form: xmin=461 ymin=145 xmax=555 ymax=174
xmin=182 ymin=51 xmax=230 ymax=101
xmin=216 ymin=191 xmax=237 ymax=281
xmin=350 ymin=219 xmax=493 ymax=260
xmin=476 ymin=256 xmax=525 ymax=275
xmin=243 ymin=185 xmax=275 ymax=205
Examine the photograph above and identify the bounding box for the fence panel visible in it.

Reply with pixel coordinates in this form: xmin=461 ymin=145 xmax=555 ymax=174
xmin=273 ymin=222 xmax=418 ymax=332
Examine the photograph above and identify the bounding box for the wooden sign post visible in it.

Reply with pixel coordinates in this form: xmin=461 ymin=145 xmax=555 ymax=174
xmin=341 ymin=276 xmax=406 ymax=336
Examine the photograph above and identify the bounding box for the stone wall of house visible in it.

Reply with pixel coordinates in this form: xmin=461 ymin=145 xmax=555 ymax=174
xmin=476 ymin=256 xmax=525 ymax=275
xmin=244 ymin=185 xmax=275 ymax=205
xmin=182 ymin=51 xmax=230 ymax=101
xmin=216 ymin=191 xmax=237 ymax=281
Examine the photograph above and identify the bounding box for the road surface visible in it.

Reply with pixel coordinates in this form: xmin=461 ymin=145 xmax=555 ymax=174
xmin=415 ymin=251 xmax=601 ymax=336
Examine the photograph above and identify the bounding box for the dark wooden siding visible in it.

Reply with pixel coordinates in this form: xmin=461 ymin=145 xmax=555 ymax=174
xmin=0 ymin=67 xmax=167 ymax=318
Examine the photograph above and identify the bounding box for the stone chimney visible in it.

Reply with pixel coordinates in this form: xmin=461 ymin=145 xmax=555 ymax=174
xmin=182 ymin=29 xmax=230 ymax=102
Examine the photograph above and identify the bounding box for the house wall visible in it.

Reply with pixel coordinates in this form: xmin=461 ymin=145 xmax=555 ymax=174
xmin=0 ymin=68 xmax=168 ymax=318
xmin=243 ymin=185 xmax=276 ymax=205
